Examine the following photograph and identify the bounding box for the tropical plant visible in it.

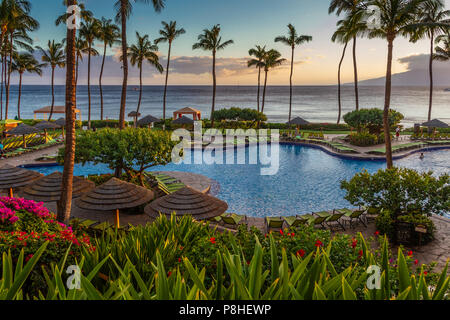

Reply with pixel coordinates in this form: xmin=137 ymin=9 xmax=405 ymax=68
xmin=212 ymin=107 xmax=267 ymax=122
xmin=343 ymin=108 xmax=404 ymax=134
xmin=79 ymin=18 xmax=100 ymax=129
xmin=275 ymin=24 xmax=312 ymax=123
xmin=55 ymin=0 xmax=93 ymax=27
xmin=193 ymin=24 xmax=234 ymax=127
xmin=434 ymin=33 xmax=450 ymax=61
xmin=114 ymin=0 xmax=165 ymax=129
xmin=58 ymin=0 xmax=77 ymax=224
xmin=329 ymin=0 xmax=367 ymax=111
xmin=261 ymin=49 xmax=286 ymax=115
xmin=128 ymin=32 xmax=163 ymax=119
xmin=368 ymin=0 xmax=426 ymax=169
xmin=97 ymin=18 xmax=120 ymax=121
xmin=11 ymin=52 xmax=43 ymax=119
xmin=155 ymin=21 xmax=185 ymax=129
xmin=247 ymin=45 xmax=266 ymax=113
xmin=36 ymin=40 xmax=66 ymax=121
xmin=408 ymin=0 xmax=450 ymax=121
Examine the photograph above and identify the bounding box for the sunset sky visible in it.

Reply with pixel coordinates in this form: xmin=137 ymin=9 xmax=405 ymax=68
xmin=20 ymin=0 xmax=450 ymax=86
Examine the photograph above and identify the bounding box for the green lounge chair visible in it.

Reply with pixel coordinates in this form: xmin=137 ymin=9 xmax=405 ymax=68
xmin=307 ymin=216 xmax=327 ymax=229
xmin=315 ymin=211 xmax=332 ymax=218
xmin=222 ymin=213 xmax=246 ymax=229
xmin=284 ymin=216 xmax=308 ymax=228
xmin=325 ymin=210 xmax=346 ymax=231
xmin=265 ymin=217 xmax=284 ymax=232
xmin=337 ymin=208 xmax=367 ymax=228
xmin=365 ymin=207 xmax=380 ymax=222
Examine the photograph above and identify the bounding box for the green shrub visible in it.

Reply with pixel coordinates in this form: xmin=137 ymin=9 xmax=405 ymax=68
xmin=349 ymin=130 xmax=379 ymax=146
xmin=343 ymin=108 xmax=404 ymax=134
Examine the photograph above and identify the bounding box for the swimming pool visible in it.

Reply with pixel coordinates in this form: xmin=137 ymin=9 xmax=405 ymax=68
xmin=25 ymin=144 xmax=449 ymax=217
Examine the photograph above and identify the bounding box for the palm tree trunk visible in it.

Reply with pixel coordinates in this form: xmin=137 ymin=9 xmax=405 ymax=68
xmin=289 ymin=46 xmax=294 ymax=123
xmin=211 ymin=50 xmax=216 ymax=127
xmin=87 ymin=42 xmax=92 ymax=129
xmin=257 ymin=66 xmax=261 ymax=113
xmin=58 ymin=0 xmax=77 ymax=224
xmin=17 ymin=73 xmax=23 ymax=120
xmin=352 ymin=36 xmax=359 ymax=111
xmin=428 ymin=34 xmax=434 ymax=121
xmin=49 ymin=66 xmax=56 ymax=120
xmin=75 ymin=54 xmax=79 ymax=87
xmin=384 ymin=37 xmax=394 ymax=169
xmin=119 ymin=0 xmax=128 ymax=130
xmin=337 ymin=42 xmax=348 ymax=125
xmin=136 ymin=64 xmax=143 ymax=118
xmin=99 ymin=42 xmax=107 ymax=121
xmin=259 ymin=70 xmax=268 ymax=129
xmin=5 ymin=33 xmax=13 ymax=120
xmin=163 ymin=41 xmax=172 ymax=129
xmin=1 ymin=54 xmax=4 ymax=120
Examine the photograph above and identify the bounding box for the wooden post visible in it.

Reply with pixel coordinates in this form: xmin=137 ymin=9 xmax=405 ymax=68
xmin=115 ymin=209 xmax=120 ymax=228
xmin=8 ymin=188 xmax=13 ymax=198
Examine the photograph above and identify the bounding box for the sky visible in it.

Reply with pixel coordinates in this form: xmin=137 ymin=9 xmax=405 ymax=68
xmin=17 ymin=0 xmax=450 ymax=86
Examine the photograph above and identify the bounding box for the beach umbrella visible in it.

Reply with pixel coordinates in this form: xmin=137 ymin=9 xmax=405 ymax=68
xmin=7 ymin=124 xmax=40 ymax=148
xmin=75 ymin=178 xmax=154 ymax=228
xmin=137 ymin=115 xmax=161 ymax=128
xmin=172 ymin=116 xmax=194 ymax=126
xmin=144 ymin=186 xmax=228 ymax=221
xmin=286 ymin=117 xmax=310 ymax=126
xmin=128 ymin=111 xmax=142 ymax=127
xmin=20 ymin=171 xmax=95 ymax=202
xmin=421 ymin=119 xmax=449 ymax=128
xmin=0 ymin=164 xmax=43 ymax=197
xmin=34 ymin=121 xmax=61 ymax=142
xmin=55 ymin=118 xmax=66 ymax=139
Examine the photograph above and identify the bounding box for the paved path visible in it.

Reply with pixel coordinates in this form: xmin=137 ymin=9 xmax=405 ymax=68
xmin=0 ymin=145 xmax=62 ymax=167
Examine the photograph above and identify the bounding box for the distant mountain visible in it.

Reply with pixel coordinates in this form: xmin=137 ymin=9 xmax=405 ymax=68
xmin=351 ymin=54 xmax=450 ymax=86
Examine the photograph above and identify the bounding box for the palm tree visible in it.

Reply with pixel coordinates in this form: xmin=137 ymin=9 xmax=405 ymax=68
xmin=79 ymin=19 xmax=100 ymax=129
xmin=433 ymin=33 xmax=450 ymax=60
xmin=260 ymin=49 xmax=286 ymax=115
xmin=36 ymin=40 xmax=66 ymax=121
xmin=11 ymin=52 xmax=43 ymax=119
xmin=248 ymin=45 xmax=266 ymax=113
xmin=193 ymin=25 xmax=234 ymax=127
xmin=114 ymin=0 xmax=165 ymax=130
xmin=368 ymin=0 xmax=426 ymax=169
xmin=409 ymin=0 xmax=450 ymax=121
xmin=74 ymin=37 xmax=89 ymax=87
xmin=55 ymin=0 xmax=93 ymax=27
xmin=128 ymin=32 xmax=163 ymax=120
xmin=155 ymin=21 xmax=185 ymax=129
xmin=97 ymin=17 xmax=120 ymax=121
xmin=329 ymin=0 xmax=366 ymax=110
xmin=58 ymin=0 xmax=77 ymax=224
xmin=332 ymin=12 xmax=367 ymax=124
xmin=274 ymin=24 xmax=312 ymax=123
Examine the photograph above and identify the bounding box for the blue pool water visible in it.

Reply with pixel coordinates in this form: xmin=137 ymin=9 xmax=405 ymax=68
xmin=25 ymin=145 xmax=449 ymax=217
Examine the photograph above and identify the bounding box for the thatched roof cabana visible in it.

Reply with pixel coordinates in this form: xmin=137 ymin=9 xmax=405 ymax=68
xmin=137 ymin=115 xmax=161 ymax=126
xmin=75 ymin=178 xmax=154 ymax=227
xmin=172 ymin=115 xmax=194 ymax=125
xmin=173 ymin=107 xmax=201 ymax=121
xmin=6 ymin=124 xmax=40 ymax=148
xmin=0 ymin=164 xmax=43 ymax=197
xmin=20 ymin=172 xmax=95 ymax=202
xmin=33 ymin=106 xmax=81 ymax=121
xmin=422 ymin=119 xmax=449 ymax=128
xmin=286 ymin=117 xmax=310 ymax=126
xmin=144 ymin=186 xmax=228 ymax=221
xmin=55 ymin=118 xmax=66 ymax=127
xmin=34 ymin=121 xmax=61 ymax=130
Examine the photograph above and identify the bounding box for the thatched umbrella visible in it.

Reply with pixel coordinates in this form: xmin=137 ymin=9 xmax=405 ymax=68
xmin=172 ymin=116 xmax=194 ymax=129
xmin=34 ymin=121 xmax=61 ymax=142
xmin=144 ymin=186 xmax=228 ymax=221
xmin=422 ymin=119 xmax=449 ymax=128
xmin=20 ymin=171 xmax=95 ymax=202
xmin=137 ymin=115 xmax=161 ymax=128
xmin=75 ymin=178 xmax=154 ymax=228
xmin=55 ymin=118 xmax=66 ymax=139
xmin=7 ymin=123 xmax=40 ymax=148
xmin=128 ymin=111 xmax=142 ymax=127
xmin=0 ymin=164 xmax=43 ymax=197
xmin=286 ymin=117 xmax=310 ymax=134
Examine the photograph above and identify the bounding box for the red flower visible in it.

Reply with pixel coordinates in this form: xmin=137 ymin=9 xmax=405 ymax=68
xmin=296 ymin=249 xmax=306 ymax=257
xmin=424 ymin=271 xmax=428 ymax=276
xmin=414 ymin=259 xmax=418 ymax=265
xmin=408 ymin=250 xmax=413 ymax=257
xmin=358 ymin=250 xmax=363 ymax=259
xmin=351 ymin=238 xmax=357 ymax=249
xmin=374 ymin=231 xmax=380 ymax=236
xmin=210 ymin=237 xmax=216 ymax=244
xmin=315 ymin=240 xmax=323 ymax=247
xmin=291 ymin=233 xmax=295 ymax=237
xmin=167 ymin=271 xmax=172 ymax=277
xmin=279 ymin=230 xmax=284 ymax=236
xmin=178 ymin=258 xmax=182 ymax=263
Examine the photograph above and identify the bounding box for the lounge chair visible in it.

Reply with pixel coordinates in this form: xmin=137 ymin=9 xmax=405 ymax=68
xmin=336 ymin=208 xmax=367 ymax=228
xmin=325 ymin=210 xmax=346 ymax=231
xmin=365 ymin=207 xmax=380 ymax=222
xmin=315 ymin=211 xmax=332 ymax=218
xmin=284 ymin=215 xmax=308 ymax=228
xmin=307 ymin=215 xmax=328 ymax=229
xmin=222 ymin=213 xmax=247 ymax=229
xmin=265 ymin=217 xmax=284 ymax=232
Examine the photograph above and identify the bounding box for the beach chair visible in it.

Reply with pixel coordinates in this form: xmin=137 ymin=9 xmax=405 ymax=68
xmin=222 ymin=213 xmax=247 ymax=229
xmin=336 ymin=208 xmax=367 ymax=228
xmin=265 ymin=217 xmax=284 ymax=232
xmin=284 ymin=215 xmax=308 ymax=228
xmin=365 ymin=207 xmax=380 ymax=222
xmin=307 ymin=215 xmax=327 ymax=229
xmin=325 ymin=210 xmax=346 ymax=231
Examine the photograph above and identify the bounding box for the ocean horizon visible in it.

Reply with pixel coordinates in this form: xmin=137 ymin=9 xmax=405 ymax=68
xmin=1 ymin=85 xmax=449 ymax=126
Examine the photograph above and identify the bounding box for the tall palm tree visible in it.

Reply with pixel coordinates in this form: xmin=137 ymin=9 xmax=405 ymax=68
xmin=433 ymin=33 xmax=450 ymax=60
xmin=36 ymin=40 xmax=66 ymax=121
xmin=275 ymin=24 xmax=312 ymax=123
xmin=74 ymin=37 xmax=89 ymax=87
xmin=248 ymin=45 xmax=266 ymax=113
xmin=79 ymin=19 xmax=100 ymax=129
xmin=332 ymin=12 xmax=367 ymax=124
xmin=11 ymin=52 xmax=43 ymax=119
xmin=128 ymin=32 xmax=163 ymax=119
xmin=55 ymin=0 xmax=93 ymax=27
xmin=193 ymin=25 xmax=234 ymax=127
xmin=58 ymin=0 xmax=77 ymax=224
xmin=97 ymin=17 xmax=120 ymax=121
xmin=114 ymin=0 xmax=165 ymax=130
xmin=369 ymin=0 xmax=426 ymax=169
xmin=260 ymin=49 xmax=286 ymax=115
xmin=155 ymin=20 xmax=185 ymax=129
xmin=409 ymin=0 xmax=450 ymax=121
xmin=329 ymin=0 xmax=366 ymax=110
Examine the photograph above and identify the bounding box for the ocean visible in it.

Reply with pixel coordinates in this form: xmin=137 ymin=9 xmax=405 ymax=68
xmin=1 ymin=85 xmax=449 ymax=126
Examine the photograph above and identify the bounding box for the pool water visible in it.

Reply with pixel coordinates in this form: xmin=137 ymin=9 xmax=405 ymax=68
xmin=25 ymin=145 xmax=449 ymax=217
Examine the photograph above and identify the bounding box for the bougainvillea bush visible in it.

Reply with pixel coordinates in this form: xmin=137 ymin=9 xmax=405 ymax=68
xmin=0 ymin=197 xmax=94 ymax=294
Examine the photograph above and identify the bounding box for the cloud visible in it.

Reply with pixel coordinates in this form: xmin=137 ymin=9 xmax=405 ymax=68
xmin=398 ymin=53 xmax=450 ymax=72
